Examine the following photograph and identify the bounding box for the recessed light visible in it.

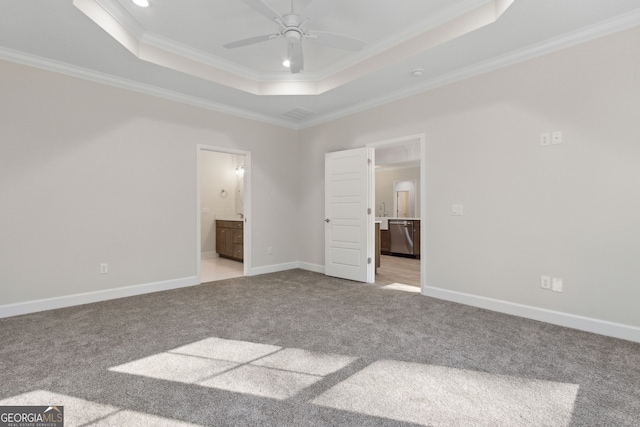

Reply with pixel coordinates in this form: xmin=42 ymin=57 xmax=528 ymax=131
xmin=132 ymin=0 xmax=149 ymax=7
xmin=282 ymin=59 xmax=291 ymax=68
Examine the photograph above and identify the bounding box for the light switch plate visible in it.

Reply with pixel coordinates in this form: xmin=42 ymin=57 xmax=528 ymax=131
xmin=552 ymin=131 xmax=562 ymax=145
xmin=552 ymin=278 xmax=563 ymax=292
xmin=452 ymin=205 xmax=464 ymax=216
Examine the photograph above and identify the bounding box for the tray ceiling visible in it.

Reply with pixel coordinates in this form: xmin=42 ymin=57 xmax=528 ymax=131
xmin=1 ymin=0 xmax=639 ymax=128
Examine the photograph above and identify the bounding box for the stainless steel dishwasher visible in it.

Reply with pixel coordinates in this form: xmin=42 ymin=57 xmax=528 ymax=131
xmin=389 ymin=220 xmax=414 ymax=255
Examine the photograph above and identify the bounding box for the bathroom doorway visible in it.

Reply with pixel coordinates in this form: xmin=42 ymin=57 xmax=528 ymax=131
xmin=197 ymin=145 xmax=251 ymax=283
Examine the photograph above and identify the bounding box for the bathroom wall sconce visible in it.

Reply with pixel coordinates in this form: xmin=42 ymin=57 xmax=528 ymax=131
xmin=236 ymin=165 xmax=245 ymax=176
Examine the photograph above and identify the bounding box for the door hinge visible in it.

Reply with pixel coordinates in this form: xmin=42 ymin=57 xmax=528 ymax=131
xmin=367 ymin=208 xmax=372 ymax=215
xmin=368 ymin=158 xmax=372 ymax=165
xmin=367 ymin=257 xmax=372 ymax=264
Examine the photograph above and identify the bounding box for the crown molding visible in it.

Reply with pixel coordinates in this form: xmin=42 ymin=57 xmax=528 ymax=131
xmin=2 ymin=8 xmax=638 ymax=132
xmin=295 ymin=0 xmax=500 ymax=79
xmin=95 ymin=0 xmax=497 ymax=83
xmin=95 ymin=0 xmax=145 ymax=38
xmin=299 ymin=8 xmax=640 ymax=129
xmin=74 ymin=0 xmax=513 ymax=95
xmin=0 ymin=47 xmax=298 ymax=130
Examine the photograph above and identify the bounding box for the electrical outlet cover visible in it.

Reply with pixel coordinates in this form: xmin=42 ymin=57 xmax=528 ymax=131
xmin=541 ymin=276 xmax=551 ymax=289
xmin=540 ymin=133 xmax=551 ymax=146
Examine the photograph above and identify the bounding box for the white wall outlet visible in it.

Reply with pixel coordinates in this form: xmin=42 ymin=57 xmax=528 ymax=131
xmin=100 ymin=263 xmax=108 ymax=274
xmin=541 ymin=276 xmax=551 ymax=290
xmin=540 ymin=133 xmax=551 ymax=146
xmin=552 ymin=278 xmax=563 ymax=292
xmin=452 ymin=205 xmax=464 ymax=216
xmin=552 ymin=131 xmax=562 ymax=145
xmin=267 ymin=246 xmax=273 ymax=255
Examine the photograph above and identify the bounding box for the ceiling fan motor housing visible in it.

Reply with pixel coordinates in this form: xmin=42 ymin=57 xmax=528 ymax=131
xmin=283 ymin=14 xmax=303 ymax=44
xmin=284 ymin=28 xmax=303 ymax=44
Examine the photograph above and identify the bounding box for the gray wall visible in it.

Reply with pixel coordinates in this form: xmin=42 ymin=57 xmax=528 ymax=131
xmin=1 ymin=25 xmax=639 ymax=332
xmin=0 ymin=60 xmax=298 ymax=306
xmin=299 ymin=26 xmax=640 ymax=327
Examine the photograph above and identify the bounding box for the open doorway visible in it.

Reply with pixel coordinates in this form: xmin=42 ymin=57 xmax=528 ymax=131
xmin=368 ymin=134 xmax=425 ymax=292
xmin=197 ymin=145 xmax=251 ymax=283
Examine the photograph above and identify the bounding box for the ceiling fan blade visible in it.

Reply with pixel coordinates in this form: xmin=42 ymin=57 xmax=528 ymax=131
xmin=299 ymin=0 xmax=341 ymax=24
xmin=288 ymin=42 xmax=303 ymax=74
xmin=242 ymin=0 xmax=285 ymax=25
xmin=223 ymin=33 xmax=279 ymax=49
xmin=308 ymin=31 xmax=364 ymax=51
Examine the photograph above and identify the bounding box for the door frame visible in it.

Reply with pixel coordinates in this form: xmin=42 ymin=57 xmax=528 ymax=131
xmin=367 ymin=133 xmax=427 ymax=293
xmin=196 ymin=144 xmax=252 ymax=282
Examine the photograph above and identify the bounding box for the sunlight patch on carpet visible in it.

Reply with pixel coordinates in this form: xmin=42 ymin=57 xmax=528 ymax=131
xmin=381 ymin=283 xmax=421 ymax=293
xmin=311 ymin=360 xmax=579 ymax=426
xmin=109 ymin=337 xmax=356 ymax=400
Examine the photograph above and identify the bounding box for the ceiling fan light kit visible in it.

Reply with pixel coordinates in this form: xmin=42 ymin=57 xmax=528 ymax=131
xmin=224 ymin=0 xmax=365 ymax=74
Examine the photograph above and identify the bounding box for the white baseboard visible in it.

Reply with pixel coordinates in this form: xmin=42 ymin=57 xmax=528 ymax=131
xmin=4 ymin=265 xmax=636 ymax=343
xmin=298 ymin=262 xmax=325 ymax=274
xmin=201 ymin=251 xmax=218 ymax=259
xmin=421 ymin=285 xmax=640 ymax=344
xmin=249 ymin=261 xmax=325 ymax=276
xmin=0 ymin=276 xmax=199 ymax=319
xmin=249 ymin=262 xmax=300 ymax=276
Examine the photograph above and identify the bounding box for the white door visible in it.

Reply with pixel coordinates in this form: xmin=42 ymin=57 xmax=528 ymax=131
xmin=325 ymin=147 xmax=374 ymax=283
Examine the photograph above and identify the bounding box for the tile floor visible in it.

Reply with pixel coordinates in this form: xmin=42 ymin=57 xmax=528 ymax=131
xmin=201 ymin=256 xmax=244 ymax=283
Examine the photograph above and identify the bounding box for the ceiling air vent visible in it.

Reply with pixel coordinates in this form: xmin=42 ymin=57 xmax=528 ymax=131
xmin=282 ymin=108 xmax=316 ymax=121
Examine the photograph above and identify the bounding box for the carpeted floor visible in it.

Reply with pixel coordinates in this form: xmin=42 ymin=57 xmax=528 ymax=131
xmin=1 ymin=269 xmax=639 ymax=426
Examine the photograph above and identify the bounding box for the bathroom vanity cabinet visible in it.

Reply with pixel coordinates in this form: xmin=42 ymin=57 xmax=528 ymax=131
xmin=216 ymin=220 xmax=243 ymax=261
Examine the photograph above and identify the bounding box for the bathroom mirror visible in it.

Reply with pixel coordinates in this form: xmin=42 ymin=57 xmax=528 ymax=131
xmin=393 ymin=180 xmax=416 ymax=218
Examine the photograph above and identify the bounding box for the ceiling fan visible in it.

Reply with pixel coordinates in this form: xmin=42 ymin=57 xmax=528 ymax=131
xmin=223 ymin=0 xmax=365 ymax=74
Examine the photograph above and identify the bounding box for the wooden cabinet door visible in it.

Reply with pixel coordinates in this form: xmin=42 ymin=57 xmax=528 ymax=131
xmin=380 ymin=229 xmax=391 ymax=254
xmin=224 ymin=229 xmax=233 ymax=256
xmin=216 ymin=226 xmax=227 ymax=256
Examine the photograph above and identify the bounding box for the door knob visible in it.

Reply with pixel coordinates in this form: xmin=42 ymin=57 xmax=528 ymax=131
xmin=325 ymin=218 xmax=331 ymax=223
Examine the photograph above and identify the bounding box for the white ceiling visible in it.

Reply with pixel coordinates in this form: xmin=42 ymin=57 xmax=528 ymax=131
xmin=1 ymin=0 xmax=639 ymax=129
